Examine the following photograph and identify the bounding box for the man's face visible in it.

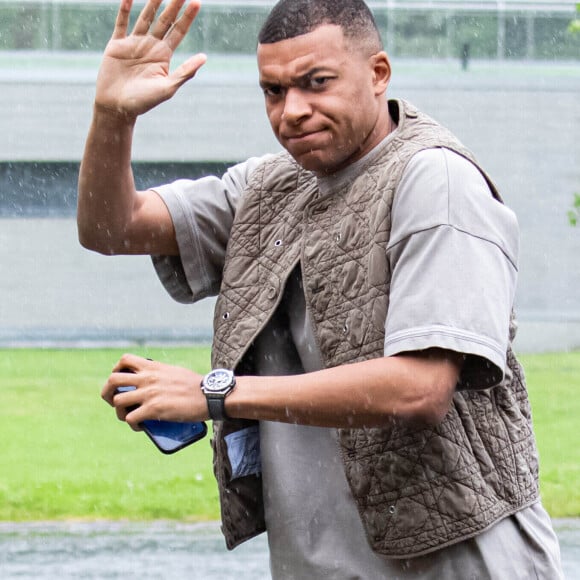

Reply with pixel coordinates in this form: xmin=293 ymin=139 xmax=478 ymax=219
xmin=257 ymin=24 xmax=390 ymax=175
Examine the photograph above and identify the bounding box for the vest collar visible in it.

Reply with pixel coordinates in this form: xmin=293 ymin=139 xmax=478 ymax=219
xmin=317 ymin=99 xmax=403 ymax=195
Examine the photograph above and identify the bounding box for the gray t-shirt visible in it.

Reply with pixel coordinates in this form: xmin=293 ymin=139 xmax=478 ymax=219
xmin=151 ymin=141 xmax=562 ymax=578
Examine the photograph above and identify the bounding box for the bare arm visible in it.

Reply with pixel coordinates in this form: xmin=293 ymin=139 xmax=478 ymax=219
xmin=77 ymin=0 xmax=207 ymax=255
xmin=228 ymin=349 xmax=461 ymax=428
xmin=102 ymin=349 xmax=462 ymax=430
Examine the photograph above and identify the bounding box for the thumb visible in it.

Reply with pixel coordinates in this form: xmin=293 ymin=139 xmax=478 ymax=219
xmin=172 ymin=53 xmax=208 ymax=87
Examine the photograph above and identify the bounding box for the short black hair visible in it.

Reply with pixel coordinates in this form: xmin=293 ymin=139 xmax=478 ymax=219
xmin=258 ymin=0 xmax=383 ymax=53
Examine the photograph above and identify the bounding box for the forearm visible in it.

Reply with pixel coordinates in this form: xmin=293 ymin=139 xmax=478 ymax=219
xmin=77 ymin=107 xmax=139 ymax=254
xmin=226 ymin=351 xmax=461 ymax=429
xmin=77 ymin=1 xmax=207 ymax=256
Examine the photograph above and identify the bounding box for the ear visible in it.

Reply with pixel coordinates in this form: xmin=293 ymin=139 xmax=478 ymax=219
xmin=370 ymin=51 xmax=391 ymax=96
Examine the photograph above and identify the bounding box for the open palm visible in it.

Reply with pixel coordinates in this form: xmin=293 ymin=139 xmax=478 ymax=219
xmin=95 ymin=0 xmax=206 ymax=118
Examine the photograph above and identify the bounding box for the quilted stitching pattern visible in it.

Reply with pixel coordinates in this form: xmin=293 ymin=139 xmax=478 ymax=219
xmin=211 ymin=100 xmax=539 ymax=556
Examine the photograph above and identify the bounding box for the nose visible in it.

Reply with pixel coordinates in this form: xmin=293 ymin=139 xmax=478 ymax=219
xmin=282 ymin=87 xmax=311 ymax=124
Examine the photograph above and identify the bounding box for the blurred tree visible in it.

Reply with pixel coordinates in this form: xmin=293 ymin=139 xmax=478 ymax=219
xmin=568 ymin=3 xmax=580 ymax=33
xmin=568 ymin=194 xmax=580 ymax=227
xmin=569 ymin=5 xmax=579 ymax=226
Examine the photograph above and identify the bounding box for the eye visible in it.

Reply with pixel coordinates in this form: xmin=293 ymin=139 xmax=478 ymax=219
xmin=263 ymin=85 xmax=283 ymax=98
xmin=309 ymin=76 xmax=331 ymax=89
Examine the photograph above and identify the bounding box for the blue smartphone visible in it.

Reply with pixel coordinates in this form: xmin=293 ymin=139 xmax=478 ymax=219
xmin=115 ymin=385 xmax=207 ymax=454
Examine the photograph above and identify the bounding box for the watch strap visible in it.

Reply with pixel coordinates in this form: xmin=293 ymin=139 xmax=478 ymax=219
xmin=201 ymin=368 xmax=235 ymax=422
xmin=206 ymin=395 xmax=227 ymax=422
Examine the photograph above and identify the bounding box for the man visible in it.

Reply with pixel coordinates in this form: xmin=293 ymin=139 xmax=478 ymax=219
xmin=78 ymin=0 xmax=563 ymax=577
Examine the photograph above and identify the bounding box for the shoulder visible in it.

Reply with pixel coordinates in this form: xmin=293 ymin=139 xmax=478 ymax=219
xmin=152 ymin=154 xmax=274 ymax=205
xmin=221 ymin=154 xmax=276 ymax=195
xmin=389 ymin=148 xmax=519 ymax=265
xmin=245 ymin=151 xmax=305 ymax=191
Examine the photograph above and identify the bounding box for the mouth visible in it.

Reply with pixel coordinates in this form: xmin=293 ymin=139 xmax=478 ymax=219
xmin=283 ymin=129 xmax=326 ymax=147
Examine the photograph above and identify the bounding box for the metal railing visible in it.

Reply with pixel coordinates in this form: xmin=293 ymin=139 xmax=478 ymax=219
xmin=0 ymin=0 xmax=578 ymax=58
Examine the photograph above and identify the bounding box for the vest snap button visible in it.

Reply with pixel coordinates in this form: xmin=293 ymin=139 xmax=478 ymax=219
xmin=334 ymin=233 xmax=341 ymax=243
xmin=267 ymin=286 xmax=277 ymax=300
xmin=274 ymin=239 xmax=282 ymax=247
xmin=222 ymin=312 xmax=230 ymax=320
xmin=388 ymin=505 xmax=396 ymax=514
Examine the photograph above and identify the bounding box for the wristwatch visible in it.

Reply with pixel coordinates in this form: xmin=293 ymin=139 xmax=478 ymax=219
xmin=200 ymin=368 xmax=236 ymax=421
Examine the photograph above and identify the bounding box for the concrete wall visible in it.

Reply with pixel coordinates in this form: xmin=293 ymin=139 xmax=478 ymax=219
xmin=0 ymin=54 xmax=579 ymax=351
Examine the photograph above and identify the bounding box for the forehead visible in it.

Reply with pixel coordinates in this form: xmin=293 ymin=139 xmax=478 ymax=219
xmin=257 ymin=24 xmax=354 ymax=82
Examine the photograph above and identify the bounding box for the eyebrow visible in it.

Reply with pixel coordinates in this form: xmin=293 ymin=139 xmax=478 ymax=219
xmin=259 ymin=66 xmax=334 ymax=89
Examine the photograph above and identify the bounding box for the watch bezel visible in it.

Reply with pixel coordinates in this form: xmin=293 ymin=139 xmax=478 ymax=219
xmin=201 ymin=368 xmax=236 ymax=396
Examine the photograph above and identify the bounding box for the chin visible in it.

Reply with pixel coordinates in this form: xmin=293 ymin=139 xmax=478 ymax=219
xmin=289 ymin=150 xmax=346 ymax=175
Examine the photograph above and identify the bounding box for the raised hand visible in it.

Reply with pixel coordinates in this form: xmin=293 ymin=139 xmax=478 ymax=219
xmin=95 ymin=0 xmax=207 ymax=119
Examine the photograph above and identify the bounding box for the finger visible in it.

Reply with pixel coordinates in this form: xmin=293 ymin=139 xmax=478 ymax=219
xmin=111 ymin=353 xmax=149 ymax=374
xmin=132 ymin=0 xmax=163 ymax=36
xmin=101 ymin=374 xmax=126 ymax=406
xmin=113 ymin=388 xmax=139 ymax=417
xmin=111 ymin=0 xmax=133 ymax=40
xmin=150 ymin=0 xmax=186 ymax=40
xmin=165 ymin=0 xmax=201 ymax=52
xmin=170 ymin=53 xmax=207 ymax=87
xmin=114 ymin=401 xmax=144 ymax=431
xmin=114 ymin=396 xmax=131 ymax=421
xmin=102 ymin=367 xmax=139 ymax=405
xmin=125 ymin=408 xmax=146 ymax=431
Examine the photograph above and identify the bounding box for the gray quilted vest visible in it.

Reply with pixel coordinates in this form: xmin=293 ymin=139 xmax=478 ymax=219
xmin=210 ymin=100 xmax=539 ymax=557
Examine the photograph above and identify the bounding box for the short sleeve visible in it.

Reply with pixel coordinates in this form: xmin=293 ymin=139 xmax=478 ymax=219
xmin=150 ymin=156 xmax=270 ymax=303
xmin=384 ymin=148 xmax=520 ymax=390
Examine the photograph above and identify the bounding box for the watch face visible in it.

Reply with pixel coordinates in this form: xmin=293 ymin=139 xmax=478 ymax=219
xmin=203 ymin=369 xmax=235 ymax=395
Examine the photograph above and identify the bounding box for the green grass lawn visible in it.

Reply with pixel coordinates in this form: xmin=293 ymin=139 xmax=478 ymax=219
xmin=519 ymin=351 xmax=580 ymax=518
xmin=0 ymin=347 xmax=578 ymax=521
xmin=0 ymin=347 xmax=217 ymax=522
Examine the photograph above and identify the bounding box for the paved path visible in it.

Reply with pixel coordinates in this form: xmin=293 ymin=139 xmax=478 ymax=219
xmin=0 ymin=519 xmax=578 ymax=578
